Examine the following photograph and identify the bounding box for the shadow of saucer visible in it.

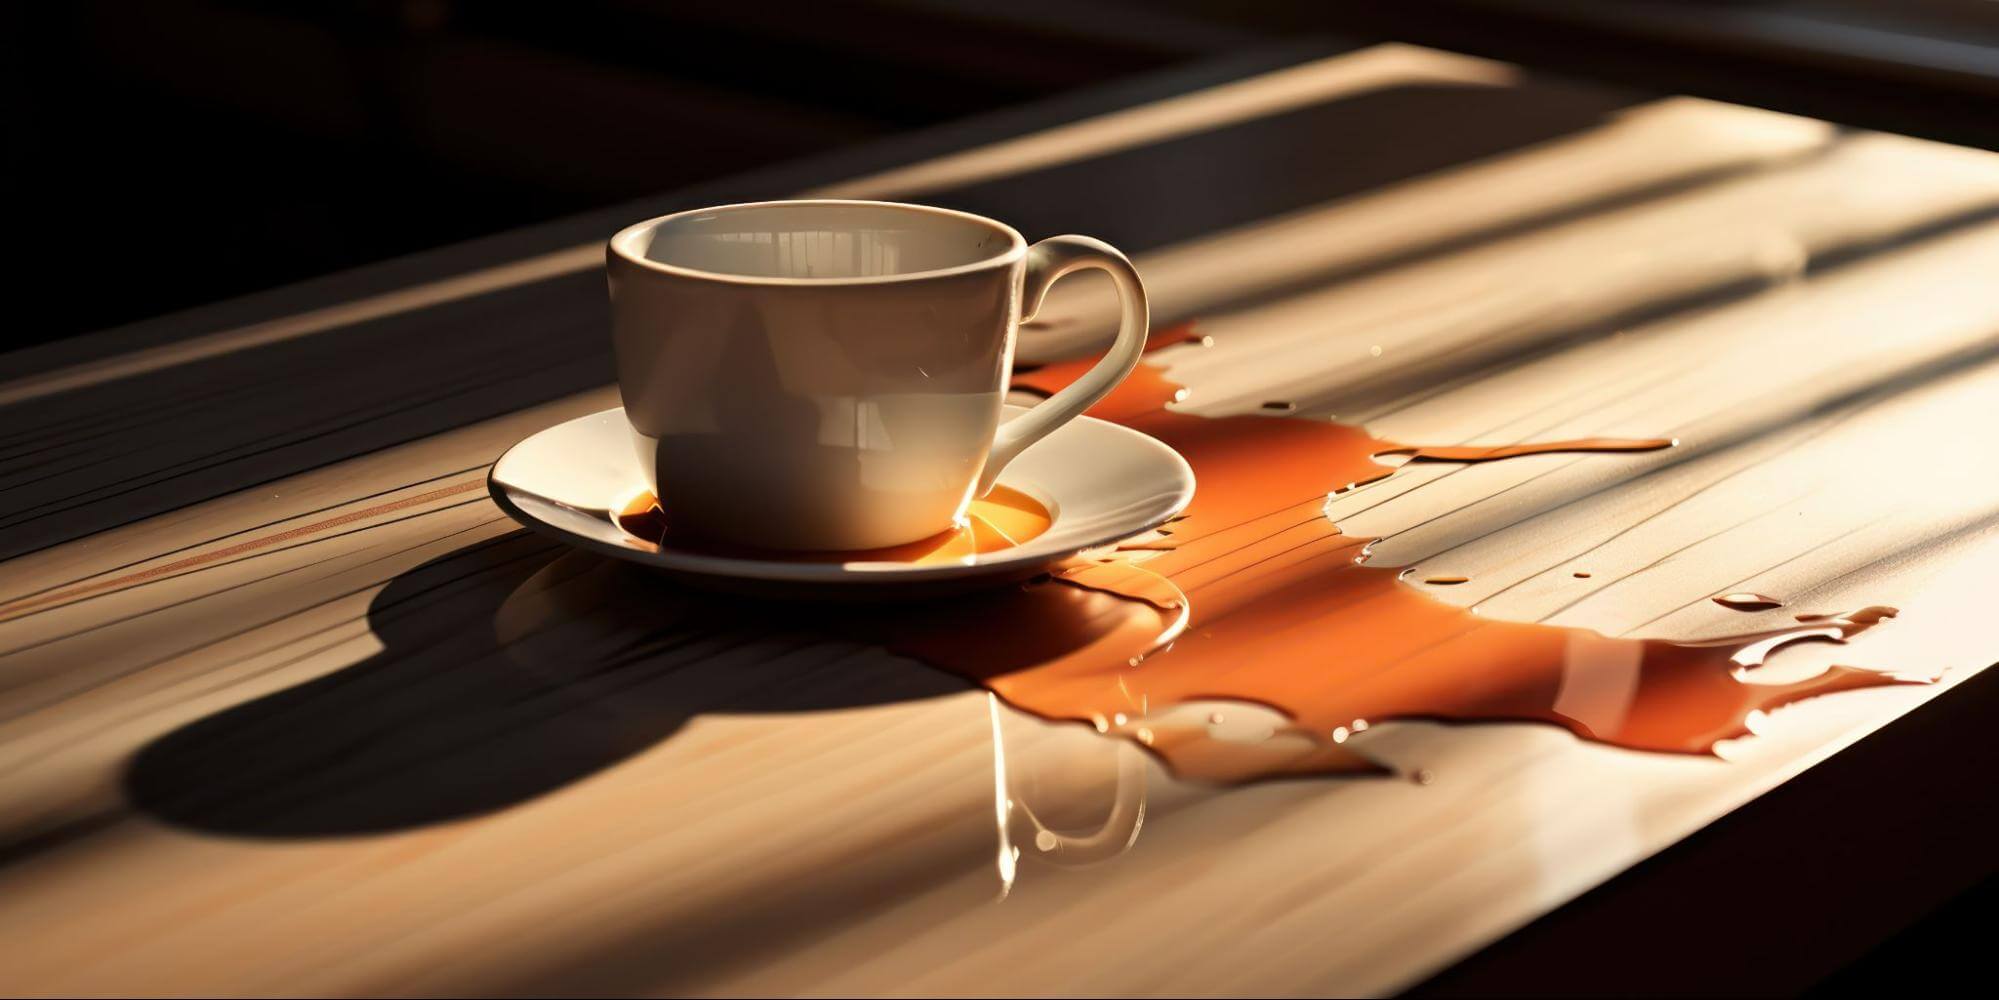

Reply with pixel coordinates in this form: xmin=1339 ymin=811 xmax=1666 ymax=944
xmin=123 ymin=533 xmax=970 ymax=837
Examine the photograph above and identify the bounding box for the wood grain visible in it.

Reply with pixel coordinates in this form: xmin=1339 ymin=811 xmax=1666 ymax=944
xmin=4 ymin=45 xmax=1998 ymax=996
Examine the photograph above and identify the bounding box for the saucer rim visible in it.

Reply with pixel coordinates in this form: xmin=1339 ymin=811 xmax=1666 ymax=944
xmin=487 ymin=405 xmax=1194 ymax=585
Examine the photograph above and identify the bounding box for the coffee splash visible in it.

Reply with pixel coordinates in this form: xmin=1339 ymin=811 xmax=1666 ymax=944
xmin=616 ymin=485 xmax=1051 ymax=566
xmin=882 ymin=324 xmax=1919 ymax=781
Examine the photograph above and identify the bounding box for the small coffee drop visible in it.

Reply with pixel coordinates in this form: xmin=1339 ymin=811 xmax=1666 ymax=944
xmin=1424 ymin=575 xmax=1470 ymax=586
xmin=1713 ymin=593 xmax=1784 ymax=612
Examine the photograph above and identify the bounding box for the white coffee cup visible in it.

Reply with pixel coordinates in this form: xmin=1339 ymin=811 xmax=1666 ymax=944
xmin=606 ymin=199 xmax=1149 ymax=551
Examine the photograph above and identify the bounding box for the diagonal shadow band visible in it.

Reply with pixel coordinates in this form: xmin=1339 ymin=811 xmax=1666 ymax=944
xmin=2 ymin=74 xmax=1640 ymax=563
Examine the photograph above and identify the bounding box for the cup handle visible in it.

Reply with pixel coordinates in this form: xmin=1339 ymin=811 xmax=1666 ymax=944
xmin=978 ymin=235 xmax=1149 ymax=496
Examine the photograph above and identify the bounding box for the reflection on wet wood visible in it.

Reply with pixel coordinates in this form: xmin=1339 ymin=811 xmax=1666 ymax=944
xmin=4 ymin=44 xmax=1999 ymax=996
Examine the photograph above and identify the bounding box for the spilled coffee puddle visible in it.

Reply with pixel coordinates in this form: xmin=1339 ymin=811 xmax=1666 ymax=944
xmin=616 ymin=485 xmax=1052 ymax=566
xmin=881 ymin=325 xmax=1920 ymax=782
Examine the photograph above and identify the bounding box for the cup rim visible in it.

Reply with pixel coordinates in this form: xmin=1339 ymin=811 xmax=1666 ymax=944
xmin=607 ymin=199 xmax=1028 ymax=287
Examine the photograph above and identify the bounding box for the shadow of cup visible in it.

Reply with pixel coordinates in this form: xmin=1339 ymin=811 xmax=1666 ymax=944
xmin=122 ymin=538 xmax=965 ymax=838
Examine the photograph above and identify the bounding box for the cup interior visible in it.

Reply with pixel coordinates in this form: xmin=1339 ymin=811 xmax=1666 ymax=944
xmin=613 ymin=201 xmax=1022 ymax=282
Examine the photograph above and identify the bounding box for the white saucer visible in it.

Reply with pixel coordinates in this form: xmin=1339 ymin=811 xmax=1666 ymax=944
xmin=487 ymin=406 xmax=1194 ymax=595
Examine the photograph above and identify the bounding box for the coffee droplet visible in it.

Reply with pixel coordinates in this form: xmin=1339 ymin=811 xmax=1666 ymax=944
xmin=1713 ymin=593 xmax=1785 ymax=612
xmin=1424 ymin=575 xmax=1470 ymax=586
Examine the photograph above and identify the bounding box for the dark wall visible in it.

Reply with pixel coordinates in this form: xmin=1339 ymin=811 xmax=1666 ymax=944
xmin=4 ymin=1 xmax=1214 ymax=348
xmin=12 ymin=1 xmax=1995 ymax=351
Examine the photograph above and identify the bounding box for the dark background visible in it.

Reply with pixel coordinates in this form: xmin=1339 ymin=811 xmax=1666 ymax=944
xmin=2 ymin=1 xmax=1240 ymax=347
xmin=9 ymin=1 xmax=1997 ymax=350
xmin=3 ymin=1 xmax=1993 ymax=993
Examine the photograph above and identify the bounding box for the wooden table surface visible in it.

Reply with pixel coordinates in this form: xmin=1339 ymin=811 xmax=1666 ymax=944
xmin=4 ymin=43 xmax=1998 ymax=996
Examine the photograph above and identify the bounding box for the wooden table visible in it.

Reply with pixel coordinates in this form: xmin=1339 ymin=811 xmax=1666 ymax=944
xmin=4 ymin=42 xmax=1998 ymax=996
